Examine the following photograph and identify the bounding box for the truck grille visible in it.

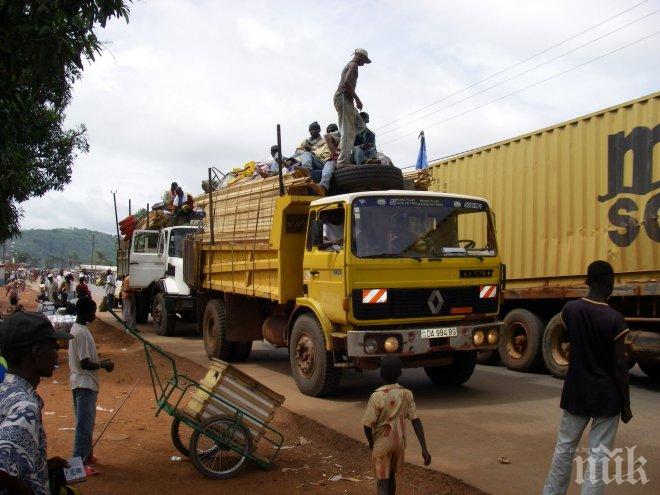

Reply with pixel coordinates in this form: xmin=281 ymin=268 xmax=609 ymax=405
xmin=352 ymin=287 xmax=498 ymax=320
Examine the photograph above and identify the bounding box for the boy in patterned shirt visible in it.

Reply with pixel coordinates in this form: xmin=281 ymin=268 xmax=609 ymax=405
xmin=362 ymin=356 xmax=431 ymax=495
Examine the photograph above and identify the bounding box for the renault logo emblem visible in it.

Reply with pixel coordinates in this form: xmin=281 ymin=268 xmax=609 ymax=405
xmin=427 ymin=290 xmax=444 ymax=314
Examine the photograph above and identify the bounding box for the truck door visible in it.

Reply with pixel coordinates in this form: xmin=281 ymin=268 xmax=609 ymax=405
xmin=304 ymin=207 xmax=346 ymax=322
xmin=129 ymin=230 xmax=165 ymax=288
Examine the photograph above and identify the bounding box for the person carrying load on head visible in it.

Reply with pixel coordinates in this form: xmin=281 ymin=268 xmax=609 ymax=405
xmin=334 ymin=48 xmax=371 ymax=166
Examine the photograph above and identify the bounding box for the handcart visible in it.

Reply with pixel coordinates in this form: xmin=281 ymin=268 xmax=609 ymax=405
xmin=108 ymin=311 xmax=285 ymax=479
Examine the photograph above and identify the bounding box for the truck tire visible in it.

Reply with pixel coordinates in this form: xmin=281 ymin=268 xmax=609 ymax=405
xmin=289 ymin=314 xmax=341 ymax=397
xmin=331 ymin=164 xmax=404 ymax=194
xmin=542 ymin=314 xmax=569 ymax=379
xmin=424 ymin=351 xmax=477 ymax=386
xmin=203 ymin=299 xmax=234 ymax=361
xmin=476 ymin=349 xmax=500 ymax=366
xmin=639 ymin=362 xmax=660 ymax=381
xmin=499 ymin=309 xmax=544 ymax=372
xmin=135 ymin=291 xmax=150 ymax=324
xmin=153 ymin=293 xmax=176 ymax=336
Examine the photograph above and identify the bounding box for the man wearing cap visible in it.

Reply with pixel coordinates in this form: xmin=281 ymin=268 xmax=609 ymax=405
xmin=334 ymin=48 xmax=371 ymax=166
xmin=0 ymin=312 xmax=72 ymax=495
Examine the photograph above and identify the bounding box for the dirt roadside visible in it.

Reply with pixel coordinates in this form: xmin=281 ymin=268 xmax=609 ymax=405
xmin=3 ymin=289 xmax=487 ymax=494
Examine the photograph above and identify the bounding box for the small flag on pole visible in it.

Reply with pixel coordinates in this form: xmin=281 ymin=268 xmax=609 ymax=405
xmin=415 ymin=131 xmax=427 ymax=169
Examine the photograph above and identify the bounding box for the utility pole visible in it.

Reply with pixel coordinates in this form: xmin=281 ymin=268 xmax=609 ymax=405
xmin=91 ymin=234 xmax=95 ymax=270
xmin=112 ymin=191 xmax=120 ymax=249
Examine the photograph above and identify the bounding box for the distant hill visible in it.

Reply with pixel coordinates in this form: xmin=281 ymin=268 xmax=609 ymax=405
xmin=7 ymin=228 xmax=118 ymax=268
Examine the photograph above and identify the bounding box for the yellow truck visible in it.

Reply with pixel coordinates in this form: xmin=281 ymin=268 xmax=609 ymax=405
xmin=184 ymin=175 xmax=504 ymax=396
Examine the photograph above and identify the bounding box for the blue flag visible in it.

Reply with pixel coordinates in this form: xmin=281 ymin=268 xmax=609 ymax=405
xmin=415 ymin=131 xmax=427 ymax=169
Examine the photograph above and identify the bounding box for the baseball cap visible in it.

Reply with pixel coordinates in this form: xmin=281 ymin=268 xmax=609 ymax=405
xmin=354 ymin=48 xmax=371 ymax=63
xmin=0 ymin=312 xmax=73 ymax=351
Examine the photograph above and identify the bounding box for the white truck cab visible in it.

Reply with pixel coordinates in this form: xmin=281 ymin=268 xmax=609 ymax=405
xmin=118 ymin=226 xmax=199 ymax=335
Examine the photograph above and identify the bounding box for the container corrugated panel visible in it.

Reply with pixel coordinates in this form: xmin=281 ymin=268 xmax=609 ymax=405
xmin=430 ymin=92 xmax=659 ymax=288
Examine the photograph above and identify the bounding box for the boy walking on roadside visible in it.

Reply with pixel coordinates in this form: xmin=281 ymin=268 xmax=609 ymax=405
xmin=541 ymin=260 xmax=632 ymax=495
xmin=69 ymin=297 xmax=115 ymax=476
xmin=362 ymin=356 xmax=431 ymax=495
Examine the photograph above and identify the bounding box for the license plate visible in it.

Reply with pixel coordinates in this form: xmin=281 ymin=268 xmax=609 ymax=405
xmin=420 ymin=327 xmax=458 ymax=339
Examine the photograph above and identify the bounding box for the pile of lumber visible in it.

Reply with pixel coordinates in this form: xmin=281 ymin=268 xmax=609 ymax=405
xmin=195 ymin=173 xmax=309 ymax=247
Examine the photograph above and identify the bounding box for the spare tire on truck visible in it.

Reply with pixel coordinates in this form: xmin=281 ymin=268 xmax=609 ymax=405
xmin=331 ymin=164 xmax=404 ymax=194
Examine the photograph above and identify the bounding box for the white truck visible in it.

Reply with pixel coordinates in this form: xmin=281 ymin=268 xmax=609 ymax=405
xmin=117 ymin=226 xmax=199 ymax=335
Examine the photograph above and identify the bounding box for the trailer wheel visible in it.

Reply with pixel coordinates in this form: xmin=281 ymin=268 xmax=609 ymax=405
xmin=499 ymin=309 xmax=544 ymax=372
xmin=331 ymin=164 xmax=403 ymax=194
xmin=289 ymin=314 xmax=341 ymax=397
xmin=476 ymin=350 xmax=500 ymax=366
xmin=424 ymin=351 xmax=477 ymax=386
xmin=639 ymin=362 xmax=660 ymax=381
xmin=542 ymin=314 xmax=569 ymax=379
xmin=153 ymin=293 xmax=176 ymax=336
xmin=203 ymin=299 xmax=234 ymax=361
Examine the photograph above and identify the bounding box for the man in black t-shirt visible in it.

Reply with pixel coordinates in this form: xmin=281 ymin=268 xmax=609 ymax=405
xmin=541 ymin=261 xmax=632 ymax=495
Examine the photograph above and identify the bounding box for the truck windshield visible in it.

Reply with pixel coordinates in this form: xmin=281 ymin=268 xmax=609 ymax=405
xmin=351 ymin=196 xmax=496 ymax=259
xmin=168 ymin=228 xmax=196 ymax=257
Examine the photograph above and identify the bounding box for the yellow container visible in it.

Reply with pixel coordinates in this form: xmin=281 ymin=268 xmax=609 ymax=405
xmin=429 ymin=92 xmax=660 ymax=289
xmin=185 ymin=359 xmax=285 ymax=446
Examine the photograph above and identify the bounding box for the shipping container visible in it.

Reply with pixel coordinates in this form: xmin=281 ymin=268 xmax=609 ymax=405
xmin=429 ymin=92 xmax=659 ymax=378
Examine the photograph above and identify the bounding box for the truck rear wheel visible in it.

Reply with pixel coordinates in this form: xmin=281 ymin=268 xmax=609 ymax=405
xmin=542 ymin=314 xmax=569 ymax=379
xmin=203 ymin=299 xmax=233 ymax=361
xmin=153 ymin=293 xmax=176 ymax=336
xmin=424 ymin=351 xmax=477 ymax=386
xmin=499 ymin=309 xmax=544 ymax=372
xmin=289 ymin=314 xmax=341 ymax=397
xmin=639 ymin=362 xmax=660 ymax=381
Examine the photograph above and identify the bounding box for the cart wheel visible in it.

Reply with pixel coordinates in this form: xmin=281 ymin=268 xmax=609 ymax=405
xmin=189 ymin=415 xmax=253 ymax=479
xmin=171 ymin=418 xmax=191 ymax=457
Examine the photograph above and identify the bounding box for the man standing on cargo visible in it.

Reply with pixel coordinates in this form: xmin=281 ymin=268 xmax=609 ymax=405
xmin=334 ymin=49 xmax=370 ymax=166
xmin=541 ymin=260 xmax=632 ymax=495
xmin=363 ymin=356 xmax=431 ymax=495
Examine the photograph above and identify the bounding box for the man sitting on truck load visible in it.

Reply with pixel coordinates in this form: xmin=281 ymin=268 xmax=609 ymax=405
xmin=306 ymin=131 xmax=340 ymax=197
xmin=295 ymin=121 xmax=330 ymax=173
xmin=541 ymin=260 xmax=632 ymax=495
xmin=352 ymin=111 xmax=377 ymax=165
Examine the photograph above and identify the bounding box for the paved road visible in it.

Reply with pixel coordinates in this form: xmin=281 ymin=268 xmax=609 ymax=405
xmin=97 ymin=306 xmax=659 ymax=495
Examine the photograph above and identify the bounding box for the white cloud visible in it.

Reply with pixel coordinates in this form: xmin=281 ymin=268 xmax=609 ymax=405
xmin=19 ymin=0 xmax=660 ymax=232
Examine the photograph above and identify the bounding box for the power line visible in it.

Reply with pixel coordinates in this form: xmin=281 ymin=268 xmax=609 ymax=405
xmin=380 ymin=30 xmax=660 ymax=147
xmin=378 ymin=7 xmax=659 ymax=138
xmin=375 ymin=0 xmax=652 ymax=131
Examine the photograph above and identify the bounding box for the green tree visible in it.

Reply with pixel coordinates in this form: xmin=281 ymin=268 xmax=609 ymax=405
xmin=95 ymin=249 xmax=113 ymax=266
xmin=0 ymin=1 xmax=131 ymax=242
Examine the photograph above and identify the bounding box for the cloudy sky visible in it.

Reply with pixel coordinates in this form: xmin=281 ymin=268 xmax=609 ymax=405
xmin=20 ymin=0 xmax=660 ymax=233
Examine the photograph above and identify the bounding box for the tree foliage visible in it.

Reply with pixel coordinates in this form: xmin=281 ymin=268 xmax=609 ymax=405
xmin=0 ymin=1 xmax=131 ymax=242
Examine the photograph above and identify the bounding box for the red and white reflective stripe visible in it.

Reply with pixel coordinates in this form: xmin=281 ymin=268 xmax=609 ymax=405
xmin=362 ymin=289 xmax=388 ymax=304
xmin=479 ymin=285 xmax=497 ymax=299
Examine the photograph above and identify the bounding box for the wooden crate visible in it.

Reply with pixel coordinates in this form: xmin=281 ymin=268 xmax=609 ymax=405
xmin=184 ymin=359 xmax=285 ymax=446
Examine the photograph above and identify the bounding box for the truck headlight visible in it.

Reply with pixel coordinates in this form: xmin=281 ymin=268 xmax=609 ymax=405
xmin=384 ymin=337 xmax=399 ymax=353
xmin=364 ymin=338 xmax=378 ymax=355
xmin=487 ymin=329 xmax=499 ymax=345
xmin=473 ymin=330 xmax=485 ymax=346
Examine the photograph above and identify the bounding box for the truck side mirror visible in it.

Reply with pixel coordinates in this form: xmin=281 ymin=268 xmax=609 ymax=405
xmin=311 ymin=220 xmax=324 ymax=247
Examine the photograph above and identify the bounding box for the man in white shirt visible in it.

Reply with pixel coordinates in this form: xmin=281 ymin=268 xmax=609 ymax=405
xmin=104 ymin=269 xmax=116 ymax=309
xmin=69 ymin=297 xmax=114 ymax=475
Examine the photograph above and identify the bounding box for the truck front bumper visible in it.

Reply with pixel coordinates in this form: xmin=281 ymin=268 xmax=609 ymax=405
xmin=164 ymin=294 xmax=196 ymax=312
xmin=346 ymin=322 xmax=503 ymax=358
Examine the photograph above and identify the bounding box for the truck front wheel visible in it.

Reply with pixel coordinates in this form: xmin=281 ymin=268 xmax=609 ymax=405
xmin=499 ymin=309 xmax=544 ymax=372
xmin=289 ymin=314 xmax=341 ymax=397
xmin=153 ymin=293 xmax=176 ymax=336
xmin=424 ymin=351 xmax=477 ymax=386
